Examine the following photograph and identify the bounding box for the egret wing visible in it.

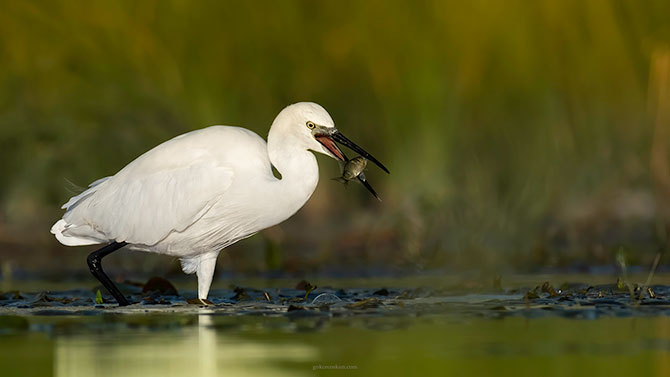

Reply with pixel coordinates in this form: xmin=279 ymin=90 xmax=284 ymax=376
xmin=61 ymin=156 xmax=234 ymax=246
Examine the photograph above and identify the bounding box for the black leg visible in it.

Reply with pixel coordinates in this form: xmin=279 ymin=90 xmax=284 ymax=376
xmin=87 ymin=242 xmax=130 ymax=306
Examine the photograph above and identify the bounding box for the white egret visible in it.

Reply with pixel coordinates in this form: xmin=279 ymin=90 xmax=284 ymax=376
xmin=51 ymin=102 xmax=388 ymax=305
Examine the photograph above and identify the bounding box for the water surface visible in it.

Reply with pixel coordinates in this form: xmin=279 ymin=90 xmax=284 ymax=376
xmin=2 ymin=275 xmax=670 ymax=376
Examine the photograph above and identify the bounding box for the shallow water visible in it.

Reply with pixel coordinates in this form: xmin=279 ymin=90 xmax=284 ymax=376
xmin=2 ymin=275 xmax=670 ymax=376
xmin=2 ymin=315 xmax=669 ymax=377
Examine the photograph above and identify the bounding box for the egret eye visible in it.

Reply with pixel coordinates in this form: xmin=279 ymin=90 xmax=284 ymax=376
xmin=306 ymin=121 xmax=316 ymax=129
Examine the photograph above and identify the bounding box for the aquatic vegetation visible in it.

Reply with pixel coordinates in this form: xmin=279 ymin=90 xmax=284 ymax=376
xmin=1 ymin=278 xmax=669 ymax=320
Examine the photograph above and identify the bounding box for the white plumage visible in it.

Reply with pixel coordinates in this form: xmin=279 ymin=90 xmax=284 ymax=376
xmin=52 ymin=102 xmax=364 ymax=301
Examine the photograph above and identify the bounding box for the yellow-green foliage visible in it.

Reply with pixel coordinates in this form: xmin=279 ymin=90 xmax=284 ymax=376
xmin=1 ymin=1 xmax=668 ymax=269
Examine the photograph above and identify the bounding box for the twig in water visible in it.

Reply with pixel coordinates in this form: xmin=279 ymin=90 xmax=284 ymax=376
xmin=638 ymin=252 xmax=662 ymax=301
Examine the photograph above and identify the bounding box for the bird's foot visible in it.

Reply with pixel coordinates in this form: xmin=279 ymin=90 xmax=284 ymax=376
xmin=186 ymin=298 xmax=214 ymax=306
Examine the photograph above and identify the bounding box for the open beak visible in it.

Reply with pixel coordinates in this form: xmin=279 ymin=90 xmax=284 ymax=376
xmin=313 ymin=126 xmax=389 ymax=201
xmin=314 ymin=127 xmax=390 ymax=174
xmin=359 ymin=176 xmax=381 ymax=201
xmin=314 ymin=132 xmax=347 ymax=161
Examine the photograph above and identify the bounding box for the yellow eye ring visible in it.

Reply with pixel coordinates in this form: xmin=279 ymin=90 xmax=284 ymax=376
xmin=306 ymin=121 xmax=316 ymax=129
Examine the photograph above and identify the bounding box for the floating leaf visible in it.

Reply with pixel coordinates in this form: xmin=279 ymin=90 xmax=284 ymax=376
xmin=142 ymin=277 xmax=178 ymax=296
xmin=295 ymin=280 xmax=310 ymax=290
xmin=232 ymin=287 xmax=250 ymax=301
xmin=296 ymin=280 xmax=317 ymax=300
xmin=373 ymin=288 xmax=389 ymax=296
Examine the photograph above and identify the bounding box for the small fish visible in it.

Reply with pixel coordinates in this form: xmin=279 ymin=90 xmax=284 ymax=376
xmin=332 ymin=156 xmax=368 ymax=184
xmin=332 ymin=156 xmax=381 ymax=201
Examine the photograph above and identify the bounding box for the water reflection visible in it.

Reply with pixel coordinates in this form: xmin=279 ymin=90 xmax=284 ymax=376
xmin=21 ymin=314 xmax=668 ymax=377
xmin=54 ymin=312 xmax=316 ymax=377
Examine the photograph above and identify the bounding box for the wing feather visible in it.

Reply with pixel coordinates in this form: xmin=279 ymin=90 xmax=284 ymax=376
xmin=53 ymin=126 xmax=269 ymax=248
xmin=60 ymin=154 xmax=234 ymax=246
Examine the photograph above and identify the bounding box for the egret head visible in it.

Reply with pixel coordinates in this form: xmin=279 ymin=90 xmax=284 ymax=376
xmin=271 ymin=102 xmax=389 ymax=174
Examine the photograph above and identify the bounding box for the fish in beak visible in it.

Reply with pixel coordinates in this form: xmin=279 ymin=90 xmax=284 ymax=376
xmin=313 ymin=126 xmax=389 ymax=200
xmin=313 ymin=127 xmax=389 ymax=173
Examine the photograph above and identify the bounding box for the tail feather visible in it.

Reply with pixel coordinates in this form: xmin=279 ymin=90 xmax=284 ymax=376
xmin=60 ymin=176 xmax=110 ymax=210
xmin=51 ymin=219 xmax=102 ymax=246
xmin=53 ymin=176 xmax=112 ymax=246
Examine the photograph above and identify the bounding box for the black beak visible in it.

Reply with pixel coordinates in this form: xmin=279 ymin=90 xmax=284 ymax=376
xmin=331 ymin=131 xmax=390 ymax=174
xmin=358 ymin=175 xmax=381 ymax=201
xmin=314 ymin=127 xmax=388 ymax=201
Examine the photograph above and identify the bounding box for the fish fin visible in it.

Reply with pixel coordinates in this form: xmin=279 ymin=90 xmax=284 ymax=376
xmin=337 ymin=160 xmax=346 ymax=174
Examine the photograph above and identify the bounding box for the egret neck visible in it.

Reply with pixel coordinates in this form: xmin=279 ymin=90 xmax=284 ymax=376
xmin=266 ymin=123 xmax=320 ymax=221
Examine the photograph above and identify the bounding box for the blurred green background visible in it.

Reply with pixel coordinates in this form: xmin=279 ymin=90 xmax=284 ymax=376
xmin=1 ymin=0 xmax=670 ymax=278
